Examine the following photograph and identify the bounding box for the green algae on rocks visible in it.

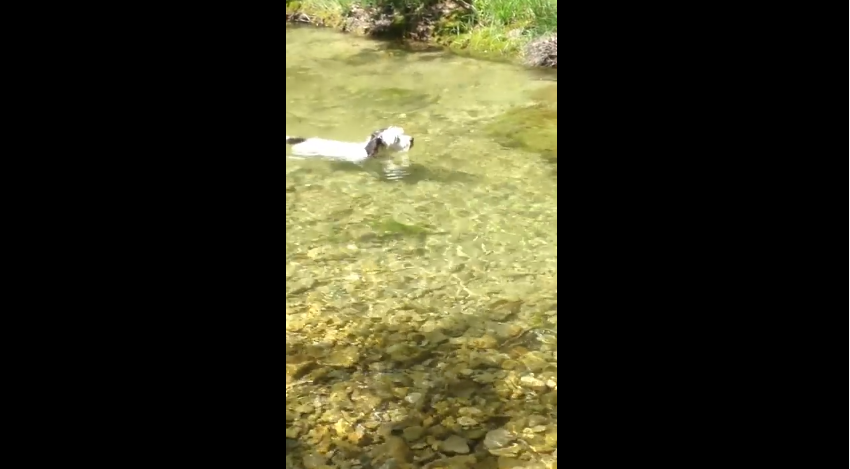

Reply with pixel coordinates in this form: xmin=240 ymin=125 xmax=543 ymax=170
xmin=483 ymin=101 xmax=557 ymax=161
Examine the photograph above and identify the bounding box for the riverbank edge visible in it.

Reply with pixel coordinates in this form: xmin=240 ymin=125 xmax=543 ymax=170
xmin=285 ymin=1 xmax=557 ymax=68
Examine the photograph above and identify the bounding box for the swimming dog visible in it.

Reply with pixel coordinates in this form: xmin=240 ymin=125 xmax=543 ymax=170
xmin=286 ymin=126 xmax=414 ymax=179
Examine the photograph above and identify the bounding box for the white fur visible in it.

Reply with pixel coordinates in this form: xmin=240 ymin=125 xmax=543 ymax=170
xmin=286 ymin=127 xmax=415 ymax=179
xmin=286 ymin=127 xmax=413 ymax=163
xmin=286 ymin=137 xmax=372 ymax=163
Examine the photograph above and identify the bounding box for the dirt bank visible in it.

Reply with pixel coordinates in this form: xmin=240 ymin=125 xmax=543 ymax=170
xmin=285 ymin=1 xmax=557 ymax=69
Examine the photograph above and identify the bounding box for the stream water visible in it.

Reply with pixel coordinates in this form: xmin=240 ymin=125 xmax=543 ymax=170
xmin=286 ymin=25 xmax=557 ymax=468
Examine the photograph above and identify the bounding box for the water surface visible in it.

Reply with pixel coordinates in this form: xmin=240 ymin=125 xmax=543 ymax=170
xmin=286 ymin=25 xmax=557 ymax=468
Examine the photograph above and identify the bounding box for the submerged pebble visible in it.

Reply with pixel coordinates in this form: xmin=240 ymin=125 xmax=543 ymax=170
xmin=286 ymin=25 xmax=557 ymax=469
xmin=441 ymin=435 xmax=470 ymax=454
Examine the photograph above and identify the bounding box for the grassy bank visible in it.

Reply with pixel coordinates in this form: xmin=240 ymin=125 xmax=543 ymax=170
xmin=286 ymin=0 xmax=557 ymax=61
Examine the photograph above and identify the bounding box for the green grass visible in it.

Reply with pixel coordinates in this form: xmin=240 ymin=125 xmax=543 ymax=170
xmin=287 ymin=0 xmax=557 ymax=58
xmin=472 ymin=0 xmax=557 ymax=36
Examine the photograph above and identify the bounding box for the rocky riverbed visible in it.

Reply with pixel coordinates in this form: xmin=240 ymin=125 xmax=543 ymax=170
xmin=286 ymin=24 xmax=558 ymax=467
xmin=286 ymin=298 xmax=557 ymax=468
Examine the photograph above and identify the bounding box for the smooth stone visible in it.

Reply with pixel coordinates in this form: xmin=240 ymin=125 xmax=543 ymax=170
xmin=440 ymin=435 xmax=470 ymax=454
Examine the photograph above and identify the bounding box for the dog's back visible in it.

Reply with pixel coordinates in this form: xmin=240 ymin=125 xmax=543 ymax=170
xmin=285 ymin=128 xmax=413 ymax=179
xmin=286 ymin=136 xmax=370 ymax=162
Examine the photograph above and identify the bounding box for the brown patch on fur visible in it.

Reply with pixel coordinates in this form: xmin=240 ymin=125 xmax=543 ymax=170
xmin=364 ymin=137 xmax=386 ymax=157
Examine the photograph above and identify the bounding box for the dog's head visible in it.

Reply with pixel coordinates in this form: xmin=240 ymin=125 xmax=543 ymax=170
xmin=364 ymin=126 xmax=414 ymax=158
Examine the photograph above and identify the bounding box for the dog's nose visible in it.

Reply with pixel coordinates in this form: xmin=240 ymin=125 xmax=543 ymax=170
xmin=410 ymin=137 xmax=414 ymax=148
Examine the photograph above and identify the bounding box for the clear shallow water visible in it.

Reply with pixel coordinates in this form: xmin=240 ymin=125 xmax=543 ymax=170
xmin=286 ymin=25 xmax=557 ymax=468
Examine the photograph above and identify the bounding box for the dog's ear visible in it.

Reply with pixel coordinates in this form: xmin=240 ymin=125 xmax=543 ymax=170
xmin=365 ymin=137 xmax=385 ymax=157
xmin=370 ymin=128 xmax=389 ymax=140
